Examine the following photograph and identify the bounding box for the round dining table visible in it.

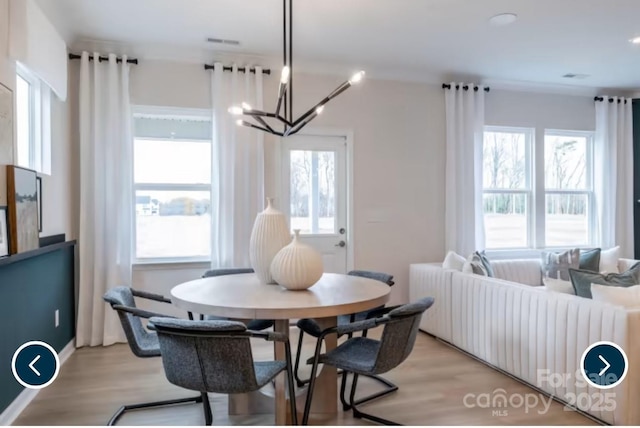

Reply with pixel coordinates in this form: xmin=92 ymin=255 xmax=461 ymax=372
xmin=170 ymin=272 xmax=391 ymax=425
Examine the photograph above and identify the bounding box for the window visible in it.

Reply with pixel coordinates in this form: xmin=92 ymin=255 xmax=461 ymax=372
xmin=482 ymin=126 xmax=594 ymax=250
xmin=15 ymin=64 xmax=51 ymax=174
xmin=133 ymin=109 xmax=212 ymax=262
xmin=544 ymin=131 xmax=593 ymax=247
xmin=482 ymin=127 xmax=533 ymax=249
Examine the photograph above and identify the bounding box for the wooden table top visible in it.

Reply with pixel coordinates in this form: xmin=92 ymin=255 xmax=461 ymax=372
xmin=170 ymin=273 xmax=391 ymax=319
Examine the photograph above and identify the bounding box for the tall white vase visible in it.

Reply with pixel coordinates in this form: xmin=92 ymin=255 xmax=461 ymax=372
xmin=249 ymin=198 xmax=291 ymax=284
xmin=271 ymin=229 xmax=324 ymax=290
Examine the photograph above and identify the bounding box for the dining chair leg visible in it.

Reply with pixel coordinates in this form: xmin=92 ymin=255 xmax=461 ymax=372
xmin=107 ymin=394 xmax=204 ymax=426
xmin=301 ymin=338 xmax=324 ymax=425
xmin=201 ymin=392 xmax=212 ymax=425
xmin=349 ymin=372 xmax=401 ymax=425
xmin=339 ymin=370 xmax=351 ymax=411
xmin=284 ymin=341 xmax=299 ymax=425
xmin=293 ymin=329 xmax=309 ymax=387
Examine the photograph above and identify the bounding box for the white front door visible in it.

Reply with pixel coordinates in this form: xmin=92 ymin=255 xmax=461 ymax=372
xmin=281 ymin=134 xmax=349 ymax=273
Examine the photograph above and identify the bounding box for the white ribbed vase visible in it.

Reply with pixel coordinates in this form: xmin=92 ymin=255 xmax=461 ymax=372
xmin=271 ymin=229 xmax=324 ymax=290
xmin=249 ymin=198 xmax=291 ymax=284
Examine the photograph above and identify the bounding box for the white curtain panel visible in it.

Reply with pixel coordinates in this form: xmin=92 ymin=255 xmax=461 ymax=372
xmin=76 ymin=52 xmax=133 ymax=347
xmin=594 ymin=97 xmax=634 ymax=257
xmin=444 ymin=83 xmax=486 ymax=256
xmin=210 ymin=64 xmax=265 ymax=267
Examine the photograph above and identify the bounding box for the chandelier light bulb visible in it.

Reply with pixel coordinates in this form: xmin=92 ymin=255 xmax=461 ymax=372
xmin=242 ymin=102 xmax=252 ymax=111
xmin=236 ymin=119 xmax=243 ymax=126
xmin=349 ymin=71 xmax=365 ymax=85
xmin=315 ymin=105 xmax=325 ymax=114
xmin=228 ymin=106 xmax=243 ymax=115
xmin=281 ymin=66 xmax=290 ymax=84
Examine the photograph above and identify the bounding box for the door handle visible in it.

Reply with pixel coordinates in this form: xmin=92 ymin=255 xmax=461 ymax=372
xmin=335 ymin=240 xmax=346 ymax=248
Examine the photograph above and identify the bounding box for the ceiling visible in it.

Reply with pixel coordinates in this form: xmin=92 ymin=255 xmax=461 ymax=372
xmin=36 ymin=0 xmax=640 ymax=92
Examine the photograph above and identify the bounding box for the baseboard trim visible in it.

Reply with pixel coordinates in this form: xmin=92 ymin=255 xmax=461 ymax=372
xmin=419 ymin=330 xmax=608 ymax=426
xmin=0 ymin=339 xmax=75 ymax=426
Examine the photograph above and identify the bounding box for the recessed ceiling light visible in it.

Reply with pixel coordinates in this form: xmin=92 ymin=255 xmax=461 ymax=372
xmin=563 ymin=73 xmax=590 ymax=79
xmin=489 ymin=13 xmax=518 ymax=26
xmin=630 ymin=36 xmax=640 ymax=45
xmin=207 ymin=37 xmax=240 ymax=46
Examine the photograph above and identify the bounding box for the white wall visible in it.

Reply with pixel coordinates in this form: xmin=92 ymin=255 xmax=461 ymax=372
xmin=486 ymin=89 xmax=595 ymax=131
xmin=0 ymin=0 xmax=75 ymax=239
xmin=129 ymin=60 xmax=445 ymax=304
xmin=127 ymin=60 xmax=598 ymax=306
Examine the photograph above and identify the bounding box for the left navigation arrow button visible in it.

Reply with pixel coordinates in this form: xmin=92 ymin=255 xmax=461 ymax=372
xmin=12 ymin=341 xmax=60 ymax=389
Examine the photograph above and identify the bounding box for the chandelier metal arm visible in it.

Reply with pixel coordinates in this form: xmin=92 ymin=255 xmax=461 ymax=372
xmin=228 ymin=0 xmax=364 ymax=137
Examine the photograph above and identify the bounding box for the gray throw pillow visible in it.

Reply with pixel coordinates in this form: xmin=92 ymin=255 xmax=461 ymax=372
xmin=467 ymin=251 xmax=494 ymax=277
xmin=579 ymin=248 xmax=601 ymax=272
xmin=541 ymin=249 xmax=580 ymax=281
xmin=568 ymin=262 xmax=640 ymax=299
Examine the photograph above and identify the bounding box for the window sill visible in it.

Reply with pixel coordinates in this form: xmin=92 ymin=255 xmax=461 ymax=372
xmin=133 ymin=260 xmax=210 ymax=271
xmin=485 ymin=246 xmax=596 ymax=260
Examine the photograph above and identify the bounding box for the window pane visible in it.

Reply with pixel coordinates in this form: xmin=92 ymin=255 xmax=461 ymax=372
xmin=483 ymin=131 xmax=527 ymax=189
xmin=289 ymin=150 xmax=335 ymax=234
xmin=16 ymin=75 xmax=30 ymax=168
xmin=544 ymin=135 xmax=588 ymax=190
xmin=545 ymin=193 xmax=589 ymax=246
xmin=134 ymin=139 xmax=211 ymax=184
xmin=136 ymin=190 xmax=210 ymax=259
xmin=483 ymin=193 xmax=528 ymax=248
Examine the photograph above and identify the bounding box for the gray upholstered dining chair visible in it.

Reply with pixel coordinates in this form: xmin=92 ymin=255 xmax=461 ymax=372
xmin=102 ymin=286 xmax=206 ymax=426
xmin=301 ymin=297 xmax=434 ymax=425
xmin=293 ymin=270 xmax=395 ymax=399
xmin=193 ymin=268 xmax=274 ymax=331
xmin=149 ymin=317 xmax=298 ymax=425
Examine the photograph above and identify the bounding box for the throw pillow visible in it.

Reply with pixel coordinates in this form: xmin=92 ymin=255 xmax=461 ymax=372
xmin=568 ymin=262 xmax=640 ymax=299
xmin=443 ymin=251 xmax=466 ymax=271
xmin=543 ymin=277 xmax=575 ymax=295
xmin=541 ymin=249 xmax=580 ymax=281
xmin=591 ymin=283 xmax=640 ymax=309
xmin=462 ymin=252 xmax=489 ymax=276
xmin=600 ymin=246 xmax=620 ymax=274
xmin=476 ymin=250 xmax=494 ymax=277
xmin=579 ymin=248 xmax=601 ymax=272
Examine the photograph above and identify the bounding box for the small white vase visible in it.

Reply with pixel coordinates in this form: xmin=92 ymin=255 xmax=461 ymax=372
xmin=271 ymin=229 xmax=324 ymax=291
xmin=249 ymin=198 xmax=291 ymax=284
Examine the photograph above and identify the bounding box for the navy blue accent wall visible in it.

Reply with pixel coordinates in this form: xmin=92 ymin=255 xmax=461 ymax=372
xmin=0 ymin=242 xmax=75 ymax=414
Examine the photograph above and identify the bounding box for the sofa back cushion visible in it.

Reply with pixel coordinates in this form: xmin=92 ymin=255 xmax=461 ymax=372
xmin=491 ymin=259 xmax=543 ymax=286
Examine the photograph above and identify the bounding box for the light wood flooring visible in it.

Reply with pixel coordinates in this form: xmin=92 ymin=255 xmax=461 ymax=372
xmin=14 ymin=330 xmax=594 ymax=426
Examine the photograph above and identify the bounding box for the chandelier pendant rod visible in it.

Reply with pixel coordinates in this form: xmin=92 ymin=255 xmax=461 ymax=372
xmin=228 ymin=0 xmax=364 ymax=137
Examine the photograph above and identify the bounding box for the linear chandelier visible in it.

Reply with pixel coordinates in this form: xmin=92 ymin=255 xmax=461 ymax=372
xmin=228 ymin=0 xmax=365 ymax=137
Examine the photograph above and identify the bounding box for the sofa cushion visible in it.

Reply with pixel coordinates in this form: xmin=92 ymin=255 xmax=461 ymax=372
xmin=443 ymin=251 xmax=466 ymax=271
xmin=541 ymin=248 xmax=580 ymax=281
xmin=568 ymin=262 xmax=640 ymax=298
xmin=591 ymin=283 xmax=640 ymax=308
xmin=600 ymin=246 xmax=621 ymax=274
xmin=543 ymin=277 xmax=575 ymax=294
xmin=491 ymin=259 xmax=543 ymax=286
xmin=579 ymin=248 xmax=601 ymax=272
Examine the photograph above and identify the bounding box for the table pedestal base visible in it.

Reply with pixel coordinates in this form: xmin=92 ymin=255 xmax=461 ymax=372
xmin=228 ymin=317 xmax=338 ymax=425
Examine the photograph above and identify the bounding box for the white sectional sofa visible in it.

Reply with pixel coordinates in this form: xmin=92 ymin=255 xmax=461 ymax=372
xmin=410 ymin=259 xmax=640 ymax=425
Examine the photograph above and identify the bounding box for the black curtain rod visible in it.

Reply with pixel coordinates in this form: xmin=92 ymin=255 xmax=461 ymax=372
xmin=594 ymin=96 xmax=628 ymax=104
xmin=204 ymin=64 xmax=271 ymax=75
xmin=68 ymin=53 xmax=138 ymax=64
xmin=442 ymin=83 xmax=490 ymax=92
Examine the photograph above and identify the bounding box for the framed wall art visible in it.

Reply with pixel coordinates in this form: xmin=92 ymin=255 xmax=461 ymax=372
xmin=7 ymin=165 xmax=39 ymax=254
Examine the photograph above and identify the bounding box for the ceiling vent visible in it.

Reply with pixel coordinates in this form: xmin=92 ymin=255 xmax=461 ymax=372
xmin=207 ymin=38 xmax=240 ymax=46
xmin=562 ymin=73 xmax=590 ymax=79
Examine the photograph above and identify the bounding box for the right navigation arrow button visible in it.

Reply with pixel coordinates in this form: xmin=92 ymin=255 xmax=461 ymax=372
xmin=598 ymin=354 xmax=610 ymax=376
